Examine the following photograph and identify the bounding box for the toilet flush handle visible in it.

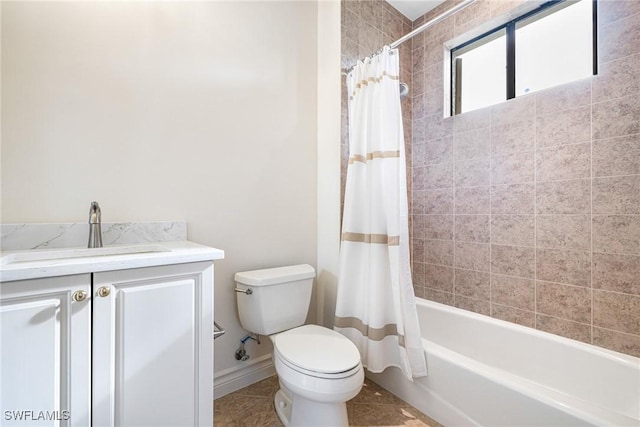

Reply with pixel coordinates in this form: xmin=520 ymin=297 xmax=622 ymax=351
xmin=234 ymin=287 xmax=253 ymax=295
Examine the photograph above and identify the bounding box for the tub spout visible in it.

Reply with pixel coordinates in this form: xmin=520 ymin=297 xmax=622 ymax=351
xmin=88 ymin=201 xmax=103 ymax=248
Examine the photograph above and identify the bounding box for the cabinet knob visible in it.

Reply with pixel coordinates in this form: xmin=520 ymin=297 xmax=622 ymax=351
xmin=97 ymin=286 xmax=111 ymax=298
xmin=72 ymin=290 xmax=87 ymax=302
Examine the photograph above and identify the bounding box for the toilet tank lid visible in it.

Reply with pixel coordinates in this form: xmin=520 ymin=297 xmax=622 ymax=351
xmin=235 ymin=264 xmax=315 ymax=286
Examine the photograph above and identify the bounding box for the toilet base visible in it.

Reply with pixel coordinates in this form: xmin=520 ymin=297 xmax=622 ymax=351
xmin=274 ymin=383 xmax=349 ymax=427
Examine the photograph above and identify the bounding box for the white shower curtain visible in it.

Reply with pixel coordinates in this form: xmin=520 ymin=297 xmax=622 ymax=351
xmin=335 ymin=46 xmax=427 ymax=380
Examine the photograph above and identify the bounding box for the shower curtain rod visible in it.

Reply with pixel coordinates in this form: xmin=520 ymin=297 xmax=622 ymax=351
xmin=343 ymin=0 xmax=477 ymax=75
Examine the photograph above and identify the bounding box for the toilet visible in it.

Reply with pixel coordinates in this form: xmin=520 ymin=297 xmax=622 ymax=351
xmin=235 ymin=264 xmax=364 ymax=427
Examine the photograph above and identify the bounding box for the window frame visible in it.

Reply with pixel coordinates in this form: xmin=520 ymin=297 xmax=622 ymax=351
xmin=450 ymin=0 xmax=598 ymax=116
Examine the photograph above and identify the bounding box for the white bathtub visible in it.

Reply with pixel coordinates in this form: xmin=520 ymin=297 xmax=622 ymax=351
xmin=368 ymin=298 xmax=640 ymax=426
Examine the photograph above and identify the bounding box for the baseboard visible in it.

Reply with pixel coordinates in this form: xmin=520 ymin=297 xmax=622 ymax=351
xmin=214 ymin=354 xmax=276 ymax=399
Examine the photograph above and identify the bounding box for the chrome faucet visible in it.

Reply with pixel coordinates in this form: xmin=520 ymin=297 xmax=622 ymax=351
xmin=88 ymin=201 xmax=103 ymax=248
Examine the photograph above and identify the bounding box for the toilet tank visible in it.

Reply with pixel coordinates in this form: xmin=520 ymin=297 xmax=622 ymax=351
xmin=235 ymin=264 xmax=315 ymax=335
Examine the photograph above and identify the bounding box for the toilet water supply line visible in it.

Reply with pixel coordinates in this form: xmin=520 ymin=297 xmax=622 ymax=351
xmin=235 ymin=333 xmax=261 ymax=361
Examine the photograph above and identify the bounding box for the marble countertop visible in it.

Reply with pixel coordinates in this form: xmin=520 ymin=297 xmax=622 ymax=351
xmin=0 ymin=241 xmax=225 ymax=282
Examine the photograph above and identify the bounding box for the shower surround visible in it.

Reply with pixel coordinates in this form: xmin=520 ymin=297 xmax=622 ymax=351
xmin=341 ymin=0 xmax=640 ymax=358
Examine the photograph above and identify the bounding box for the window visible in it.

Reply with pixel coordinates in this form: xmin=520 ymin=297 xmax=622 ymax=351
xmin=451 ymin=0 xmax=596 ymax=115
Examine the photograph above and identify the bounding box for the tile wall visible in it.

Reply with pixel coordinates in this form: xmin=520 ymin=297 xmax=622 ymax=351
xmin=342 ymin=0 xmax=640 ymax=358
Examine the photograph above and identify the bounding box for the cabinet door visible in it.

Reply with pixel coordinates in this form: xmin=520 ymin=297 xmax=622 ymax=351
xmin=0 ymin=274 xmax=91 ymax=427
xmin=92 ymin=262 xmax=214 ymax=427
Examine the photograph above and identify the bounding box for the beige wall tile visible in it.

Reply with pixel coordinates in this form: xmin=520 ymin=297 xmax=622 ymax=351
xmin=491 ymin=274 xmax=535 ymax=311
xmin=424 ymin=214 xmax=454 ymax=240
xmin=599 ymin=12 xmax=640 ymax=64
xmin=592 ymin=252 xmax=640 ymax=295
xmin=424 ymin=162 xmax=454 ymax=189
xmin=491 ymin=304 xmax=535 ymax=328
xmin=455 ymin=241 xmax=491 ymax=272
xmin=413 ymin=69 xmax=425 ymax=97
xmin=491 ymin=214 xmax=535 ymax=247
xmin=424 ymin=136 xmax=453 ymax=165
xmin=593 ymin=95 xmax=640 ymax=140
xmin=491 ymin=151 xmax=535 ymax=184
xmin=491 ymin=244 xmax=535 ymax=278
xmin=593 ymin=176 xmax=640 ymax=214
xmin=490 ymin=0 xmax=524 ymax=19
xmin=425 ymin=113 xmax=454 ymax=141
xmin=593 ymin=290 xmax=640 ymax=335
xmin=537 ymin=215 xmax=591 ymax=251
xmin=424 ymin=87 xmax=445 ymax=116
xmin=593 ymin=53 xmax=640 ymax=103
xmin=455 ymin=214 xmax=490 ymax=243
xmin=413 ymin=262 xmax=426 ymax=287
xmin=455 ymin=295 xmax=491 ymax=315
xmin=455 ymin=157 xmax=491 ymax=187
xmin=413 ymin=94 xmax=426 ymax=121
xmin=424 ymin=14 xmax=455 ymax=44
xmin=536 ymin=179 xmax=591 ymax=214
xmin=423 ymin=188 xmax=454 ymax=214
xmin=536 ymin=248 xmax=591 ymax=288
xmin=536 ymin=281 xmax=591 ymax=323
xmin=536 ymin=142 xmax=591 ymax=182
xmin=536 ymin=106 xmax=591 ymax=149
xmin=412 ymin=141 xmax=426 ymax=168
xmin=490 ymin=94 xmax=535 ymax=127
xmin=424 ymin=263 xmax=455 ymax=292
xmin=412 ymin=239 xmax=425 ymax=263
xmin=454 ymin=128 xmax=491 ymax=160
xmin=425 ymin=287 xmax=455 ymax=306
xmin=358 ymin=24 xmax=383 ymax=58
xmin=592 ymin=327 xmax=640 ymax=358
xmin=453 ymin=107 xmax=491 ymax=134
xmin=592 ymin=214 xmax=640 ymax=255
xmin=412 ymin=167 xmax=426 ymax=191
xmin=491 ymin=119 xmax=535 ymax=155
xmin=454 ymin=0 xmax=491 ymax=35
xmin=455 ymin=186 xmax=490 ymax=214
xmin=423 ymin=38 xmax=446 ymax=69
xmin=455 ymin=268 xmax=490 ymax=300
xmin=424 ymin=239 xmax=455 ymax=266
xmin=412 ymin=44 xmax=425 ymax=74
xmin=411 ymin=190 xmax=425 ymax=214
xmin=598 ymin=0 xmax=640 ymax=26
xmin=491 ymin=183 xmax=535 ymax=214
xmin=592 ymin=134 xmax=640 ymax=177
xmin=424 ymin=62 xmax=444 ymax=94
xmin=412 ymin=116 xmax=425 ymax=143
xmin=536 ymin=314 xmax=591 ymax=343
xmin=535 ymin=78 xmax=592 ymax=116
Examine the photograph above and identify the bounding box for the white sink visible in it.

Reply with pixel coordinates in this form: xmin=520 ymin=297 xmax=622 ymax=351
xmin=0 ymin=244 xmax=170 ymax=266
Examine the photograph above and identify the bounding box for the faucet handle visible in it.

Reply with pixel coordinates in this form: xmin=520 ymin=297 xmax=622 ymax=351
xmin=89 ymin=201 xmax=101 ymax=224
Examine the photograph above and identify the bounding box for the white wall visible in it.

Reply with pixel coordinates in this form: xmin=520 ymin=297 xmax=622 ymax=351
xmin=316 ymin=0 xmax=341 ymax=329
xmin=1 ymin=1 xmax=319 ymax=377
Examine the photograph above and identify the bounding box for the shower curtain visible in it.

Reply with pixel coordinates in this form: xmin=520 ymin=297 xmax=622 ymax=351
xmin=335 ymin=46 xmax=427 ymax=380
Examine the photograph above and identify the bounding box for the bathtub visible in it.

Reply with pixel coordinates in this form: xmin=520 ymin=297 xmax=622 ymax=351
xmin=367 ymin=298 xmax=640 ymax=426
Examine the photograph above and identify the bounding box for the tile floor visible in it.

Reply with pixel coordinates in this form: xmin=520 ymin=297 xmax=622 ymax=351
xmin=214 ymin=375 xmax=443 ymax=426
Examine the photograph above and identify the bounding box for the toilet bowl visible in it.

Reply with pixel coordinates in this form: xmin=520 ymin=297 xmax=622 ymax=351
xmin=234 ymin=265 xmax=364 ymax=427
xmin=271 ymin=325 xmax=364 ymax=426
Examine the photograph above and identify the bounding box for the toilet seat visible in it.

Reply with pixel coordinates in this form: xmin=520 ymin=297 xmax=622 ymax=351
xmin=274 ymin=325 xmax=361 ymax=379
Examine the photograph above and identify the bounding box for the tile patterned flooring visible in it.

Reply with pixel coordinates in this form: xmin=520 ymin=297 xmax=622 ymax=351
xmin=214 ymin=375 xmax=443 ymax=427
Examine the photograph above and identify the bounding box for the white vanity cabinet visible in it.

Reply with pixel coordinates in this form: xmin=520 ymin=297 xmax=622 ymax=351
xmin=0 ymin=241 xmax=223 ymax=427
xmin=0 ymin=274 xmax=92 ymax=427
xmin=92 ymin=262 xmax=214 ymax=427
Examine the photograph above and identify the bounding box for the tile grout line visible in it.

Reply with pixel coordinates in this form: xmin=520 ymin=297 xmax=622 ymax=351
xmin=452 ymin=115 xmax=457 ymax=308
xmin=534 ymin=95 xmax=538 ymax=331
xmin=489 ymin=111 xmax=493 ymax=317
xmin=590 ymin=77 xmax=594 ymax=345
